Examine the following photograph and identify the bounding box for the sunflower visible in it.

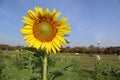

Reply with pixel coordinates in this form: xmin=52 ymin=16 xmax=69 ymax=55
xmin=20 ymin=7 xmax=70 ymax=54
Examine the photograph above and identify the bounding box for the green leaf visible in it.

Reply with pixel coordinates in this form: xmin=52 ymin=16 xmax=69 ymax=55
xmin=2 ymin=66 xmax=32 ymax=80
xmin=54 ymin=71 xmax=79 ymax=80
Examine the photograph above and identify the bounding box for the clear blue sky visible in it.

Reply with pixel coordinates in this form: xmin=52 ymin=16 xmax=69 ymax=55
xmin=0 ymin=0 xmax=120 ymax=47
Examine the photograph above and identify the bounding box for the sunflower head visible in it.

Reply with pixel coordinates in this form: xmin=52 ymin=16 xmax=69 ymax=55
xmin=20 ymin=7 xmax=70 ymax=54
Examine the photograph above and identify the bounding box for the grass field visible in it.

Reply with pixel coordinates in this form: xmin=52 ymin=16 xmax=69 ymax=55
xmin=0 ymin=51 xmax=120 ymax=80
xmin=55 ymin=53 xmax=120 ymax=80
xmin=56 ymin=53 xmax=119 ymax=69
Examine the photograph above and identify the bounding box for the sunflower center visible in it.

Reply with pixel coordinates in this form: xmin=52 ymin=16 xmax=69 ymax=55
xmin=33 ymin=20 xmax=56 ymax=42
xmin=37 ymin=22 xmax=53 ymax=38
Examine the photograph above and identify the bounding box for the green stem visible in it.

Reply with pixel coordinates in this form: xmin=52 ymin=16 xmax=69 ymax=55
xmin=43 ymin=53 xmax=47 ymax=80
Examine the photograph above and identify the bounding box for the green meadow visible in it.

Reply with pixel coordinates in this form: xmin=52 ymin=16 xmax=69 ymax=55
xmin=0 ymin=50 xmax=120 ymax=80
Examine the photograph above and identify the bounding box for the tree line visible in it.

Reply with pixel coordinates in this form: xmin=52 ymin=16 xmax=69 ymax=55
xmin=61 ymin=45 xmax=120 ymax=55
xmin=0 ymin=44 xmax=120 ymax=55
xmin=0 ymin=44 xmax=22 ymax=51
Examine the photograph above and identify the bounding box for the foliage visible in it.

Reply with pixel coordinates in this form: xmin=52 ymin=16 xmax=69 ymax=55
xmin=93 ymin=61 xmax=120 ymax=80
xmin=47 ymin=55 xmax=79 ymax=80
xmin=2 ymin=66 xmax=32 ymax=80
xmin=0 ymin=49 xmax=120 ymax=80
xmin=0 ymin=49 xmax=79 ymax=80
xmin=93 ymin=61 xmax=104 ymax=80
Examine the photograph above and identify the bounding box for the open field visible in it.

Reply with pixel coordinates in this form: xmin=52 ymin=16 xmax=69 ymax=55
xmin=55 ymin=53 xmax=120 ymax=80
xmin=0 ymin=51 xmax=120 ymax=80
xmin=56 ymin=53 xmax=119 ymax=69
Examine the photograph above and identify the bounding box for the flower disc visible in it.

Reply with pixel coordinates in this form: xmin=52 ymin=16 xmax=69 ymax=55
xmin=33 ymin=21 xmax=56 ymax=42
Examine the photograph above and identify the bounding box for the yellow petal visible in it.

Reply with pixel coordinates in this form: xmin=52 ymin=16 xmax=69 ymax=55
xmin=28 ymin=10 xmax=37 ymax=19
xmin=58 ymin=29 xmax=71 ymax=32
xmin=56 ymin=35 xmax=66 ymax=44
xmin=20 ymin=28 xmax=33 ymax=35
xmin=53 ymin=12 xmax=61 ymax=21
xmin=57 ymin=24 xmax=70 ymax=29
xmin=38 ymin=7 xmax=44 ymax=17
xmin=51 ymin=44 xmax=56 ymax=54
xmin=24 ymin=36 xmax=34 ymax=45
xmin=46 ymin=46 xmax=49 ymax=54
xmin=35 ymin=7 xmax=42 ymax=18
xmin=23 ymin=25 xmax=33 ymax=29
xmin=57 ymin=32 xmax=65 ymax=36
xmin=48 ymin=43 xmax=52 ymax=53
xmin=41 ymin=42 xmax=46 ymax=49
xmin=34 ymin=40 xmax=42 ymax=49
xmin=46 ymin=42 xmax=52 ymax=54
xmin=23 ymin=34 xmax=34 ymax=40
xmin=50 ymin=8 xmax=56 ymax=18
xmin=45 ymin=8 xmax=50 ymax=15
xmin=52 ymin=38 xmax=61 ymax=48
xmin=35 ymin=7 xmax=38 ymax=13
xmin=29 ymin=38 xmax=36 ymax=47
xmin=46 ymin=49 xmax=49 ymax=54
xmin=56 ymin=18 xmax=67 ymax=26
xmin=52 ymin=41 xmax=61 ymax=52
xmin=22 ymin=16 xmax=34 ymax=25
xmin=34 ymin=7 xmax=39 ymax=17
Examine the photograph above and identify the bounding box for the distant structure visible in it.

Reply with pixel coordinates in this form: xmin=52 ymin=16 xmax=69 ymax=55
xmin=97 ymin=40 xmax=101 ymax=48
xmin=97 ymin=40 xmax=101 ymax=54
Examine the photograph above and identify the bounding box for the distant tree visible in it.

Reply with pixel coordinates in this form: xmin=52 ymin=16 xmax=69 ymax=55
xmin=88 ymin=45 xmax=99 ymax=54
xmin=80 ymin=46 xmax=88 ymax=54
xmin=71 ymin=47 xmax=81 ymax=53
xmin=61 ymin=46 xmax=71 ymax=53
xmin=0 ymin=44 xmax=22 ymax=51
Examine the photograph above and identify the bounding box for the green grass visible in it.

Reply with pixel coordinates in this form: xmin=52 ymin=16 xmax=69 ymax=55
xmin=55 ymin=53 xmax=120 ymax=80
xmin=56 ymin=53 xmax=119 ymax=69
xmin=1 ymin=51 xmax=120 ymax=80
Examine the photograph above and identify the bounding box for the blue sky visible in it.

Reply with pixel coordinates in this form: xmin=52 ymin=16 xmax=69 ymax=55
xmin=0 ymin=0 xmax=120 ymax=47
